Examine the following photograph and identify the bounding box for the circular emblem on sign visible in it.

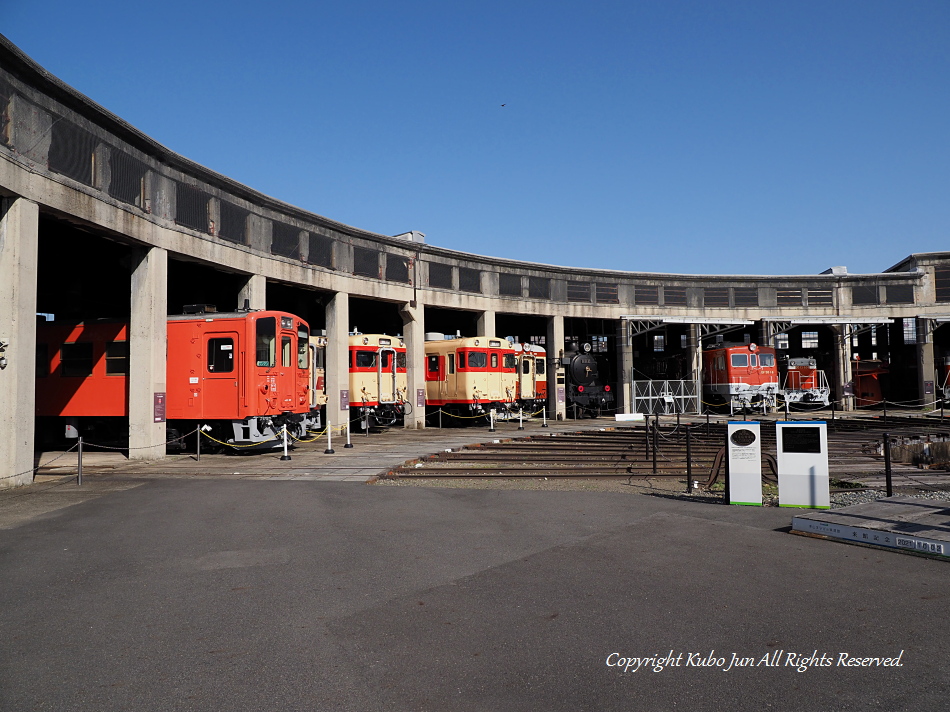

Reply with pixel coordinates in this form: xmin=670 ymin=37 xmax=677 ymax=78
xmin=581 ymin=342 xmax=592 ymax=353
xmin=730 ymin=429 xmax=757 ymax=446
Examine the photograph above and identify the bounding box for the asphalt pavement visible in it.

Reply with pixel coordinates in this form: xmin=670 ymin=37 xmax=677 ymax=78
xmin=1 ymin=476 xmax=947 ymax=711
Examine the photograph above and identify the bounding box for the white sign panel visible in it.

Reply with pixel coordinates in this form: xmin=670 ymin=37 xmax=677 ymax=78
xmin=727 ymin=421 xmax=762 ymax=506
xmin=777 ymin=421 xmax=830 ymax=509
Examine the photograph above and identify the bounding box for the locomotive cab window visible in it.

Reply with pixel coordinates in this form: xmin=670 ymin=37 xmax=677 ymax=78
xmin=281 ymin=336 xmax=293 ymax=368
xmin=750 ymin=354 xmax=758 ymax=367
xmin=256 ymin=317 xmax=276 ymax=367
xmin=297 ymin=325 xmax=309 ymax=368
xmin=61 ymin=342 xmax=94 ymax=378
xmin=760 ymin=353 xmax=775 ymax=367
xmin=208 ymin=338 xmax=234 ymax=373
xmin=731 ymin=354 xmax=748 ymax=367
xmin=105 ymin=341 xmax=129 ymax=375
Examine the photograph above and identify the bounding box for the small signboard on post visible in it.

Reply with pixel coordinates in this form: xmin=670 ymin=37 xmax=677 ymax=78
xmin=777 ymin=421 xmax=830 ymax=509
xmin=727 ymin=422 xmax=762 ymax=506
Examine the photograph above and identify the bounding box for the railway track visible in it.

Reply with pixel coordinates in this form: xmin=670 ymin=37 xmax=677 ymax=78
xmin=385 ymin=415 xmax=950 ymax=490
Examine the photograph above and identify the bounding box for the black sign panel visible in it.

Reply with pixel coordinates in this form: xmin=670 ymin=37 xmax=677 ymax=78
xmin=782 ymin=426 xmax=821 ymax=454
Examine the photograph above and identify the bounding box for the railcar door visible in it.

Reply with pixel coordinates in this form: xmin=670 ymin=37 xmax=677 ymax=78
xmin=379 ymin=347 xmax=397 ymax=403
xmin=203 ymin=332 xmax=240 ymax=418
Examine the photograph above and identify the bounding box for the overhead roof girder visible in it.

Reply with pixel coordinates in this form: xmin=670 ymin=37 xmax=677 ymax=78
xmin=621 ymin=316 xmax=753 ymax=340
xmin=760 ymin=316 xmax=895 ymax=340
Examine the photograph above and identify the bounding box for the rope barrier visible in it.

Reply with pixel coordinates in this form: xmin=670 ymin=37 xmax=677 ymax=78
xmin=0 ymin=442 xmax=80 ymax=482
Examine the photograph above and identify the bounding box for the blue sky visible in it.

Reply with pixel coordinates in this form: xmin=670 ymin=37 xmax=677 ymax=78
xmin=5 ymin=1 xmax=949 ymax=275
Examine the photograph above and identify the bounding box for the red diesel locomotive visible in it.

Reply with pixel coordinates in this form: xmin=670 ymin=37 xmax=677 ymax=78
xmin=702 ymin=342 xmax=779 ymax=412
xmin=35 ymin=309 xmax=315 ymax=449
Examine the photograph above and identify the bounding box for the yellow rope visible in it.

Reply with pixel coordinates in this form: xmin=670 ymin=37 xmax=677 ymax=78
xmin=200 ymin=431 xmax=281 ymax=448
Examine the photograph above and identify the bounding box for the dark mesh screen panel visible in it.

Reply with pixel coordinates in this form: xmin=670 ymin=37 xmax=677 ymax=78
xmin=807 ymin=289 xmax=834 ymax=306
xmin=353 ymin=247 xmax=380 ymax=278
xmin=635 ymin=285 xmax=659 ymax=306
xmin=936 ymin=267 xmax=950 ymax=303
xmin=663 ymin=286 xmax=686 ymax=306
xmin=459 ymin=267 xmax=481 ymax=293
xmin=386 ymin=254 xmax=411 ymax=283
xmin=175 ymin=183 xmax=209 ymax=232
xmin=567 ymin=281 xmax=591 ymax=303
xmin=49 ymin=119 xmax=97 ymax=185
xmin=528 ymin=277 xmax=551 ymax=299
xmin=703 ymin=287 xmax=729 ymax=307
xmin=107 ymin=150 xmax=147 ymax=207
xmin=851 ymin=285 xmax=879 ymax=305
xmin=596 ymin=284 xmax=619 ymax=304
xmin=885 ymin=284 xmax=914 ymax=305
xmin=218 ymin=202 xmax=248 ymax=244
xmin=0 ymin=78 xmax=12 ymax=147
xmin=733 ymin=287 xmax=758 ymax=307
xmin=499 ymin=273 xmax=522 ymax=296
xmin=428 ymin=263 xmax=453 ymax=288
xmin=307 ymin=233 xmax=334 ymax=268
xmin=776 ymin=288 xmax=802 ymax=306
xmin=271 ymin=223 xmax=300 ymax=258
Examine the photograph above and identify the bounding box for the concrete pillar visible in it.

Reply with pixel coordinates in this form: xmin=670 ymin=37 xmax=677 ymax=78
xmin=831 ymin=325 xmax=854 ymax=412
xmin=476 ymin=310 xmax=496 ymax=336
xmin=917 ymin=318 xmax=936 ymax=408
xmin=618 ymin=319 xmax=634 ymax=414
xmin=688 ymin=324 xmax=703 ymax=414
xmin=0 ymin=197 xmax=39 ymax=488
xmin=128 ymin=246 xmax=168 ymax=460
xmin=546 ymin=315 xmax=566 ymax=420
xmin=325 ymin=291 xmax=350 ymax=434
xmin=238 ymin=273 xmax=266 ymax=311
xmin=400 ymin=301 xmax=426 ymax=429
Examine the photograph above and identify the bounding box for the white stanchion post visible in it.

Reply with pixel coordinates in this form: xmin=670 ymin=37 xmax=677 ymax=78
xmin=542 ymin=406 xmax=548 ymax=428
xmin=489 ymin=410 xmax=496 ymax=433
xmin=518 ymin=408 xmax=524 ymax=430
xmin=280 ymin=425 xmax=291 ymax=461
xmin=344 ymin=419 xmax=353 ymax=449
xmin=77 ymin=436 xmax=83 ymax=486
xmin=325 ymin=418 xmax=335 ymax=454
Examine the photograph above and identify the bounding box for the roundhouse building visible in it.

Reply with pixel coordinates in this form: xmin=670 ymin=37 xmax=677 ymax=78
xmin=1 ymin=34 xmax=948 ymax=487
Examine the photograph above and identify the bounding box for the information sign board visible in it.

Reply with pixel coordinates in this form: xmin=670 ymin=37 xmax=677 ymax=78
xmin=727 ymin=421 xmax=762 ymax=506
xmin=777 ymin=421 xmax=829 ymax=509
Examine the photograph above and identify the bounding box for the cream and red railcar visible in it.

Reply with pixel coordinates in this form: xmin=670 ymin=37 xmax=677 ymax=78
xmin=424 ymin=335 xmax=518 ymax=421
xmin=348 ymin=334 xmax=408 ymax=428
xmin=307 ymin=334 xmax=328 ymax=430
xmin=937 ymin=357 xmax=950 ymax=403
xmin=702 ymin=342 xmax=779 ymax=412
xmin=515 ymin=343 xmax=548 ymax=413
xmin=780 ymin=357 xmax=831 ymax=407
xmin=35 ymin=309 xmax=313 ymax=449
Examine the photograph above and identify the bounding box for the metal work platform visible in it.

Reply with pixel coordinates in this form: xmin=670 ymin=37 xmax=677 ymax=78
xmin=792 ymin=496 xmax=950 ymax=558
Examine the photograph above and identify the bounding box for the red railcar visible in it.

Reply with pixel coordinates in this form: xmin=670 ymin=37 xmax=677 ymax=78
xmin=36 ymin=310 xmax=314 ymax=448
xmin=702 ymin=342 xmax=779 ymax=412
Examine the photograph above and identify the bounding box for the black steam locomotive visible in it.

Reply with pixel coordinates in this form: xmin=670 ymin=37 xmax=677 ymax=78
xmin=562 ymin=342 xmax=615 ymax=417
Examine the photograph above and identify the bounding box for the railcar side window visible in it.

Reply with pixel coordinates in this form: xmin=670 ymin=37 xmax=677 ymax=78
xmin=208 ymin=338 xmax=234 ymax=373
xmin=356 ymin=351 xmax=377 ymax=368
xmin=36 ymin=344 xmax=49 ymax=378
xmin=105 ymin=341 xmax=129 ymax=375
xmin=448 ymin=354 xmax=455 ymax=374
xmin=61 ymin=342 xmax=93 ymax=377
xmin=256 ymin=317 xmax=276 ymax=367
xmin=731 ymin=354 xmax=748 ymax=367
xmin=468 ymin=351 xmax=487 ymax=368
xmin=536 ymin=358 xmax=545 ymax=375
xmin=298 ymin=325 xmax=309 ymax=368
xmin=281 ymin=336 xmax=293 ymax=368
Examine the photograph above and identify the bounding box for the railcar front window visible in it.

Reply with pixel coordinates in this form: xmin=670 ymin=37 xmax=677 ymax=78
xmin=207 ymin=338 xmax=234 ymax=373
xmin=397 ymin=352 xmax=407 ymax=369
xmin=522 ymin=360 xmax=531 ymax=374
xmin=505 ymin=354 xmax=517 ymax=369
xmin=536 ymin=358 xmax=545 ymax=375
xmin=491 ymin=353 xmax=498 ymax=368
xmin=298 ymin=325 xmax=309 ymax=368
xmin=356 ymin=351 xmax=377 ymax=368
xmin=382 ymin=352 xmax=393 ymax=369
xmin=468 ymin=352 xmax=487 ymax=368
xmin=731 ymin=354 xmax=748 ymax=367
xmin=281 ymin=336 xmax=293 ymax=368
xmin=256 ymin=317 xmax=276 ymax=367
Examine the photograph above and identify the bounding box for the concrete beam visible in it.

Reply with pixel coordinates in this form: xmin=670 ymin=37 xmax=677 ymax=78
xmin=325 ymin=291 xmax=350 ymax=436
xmin=128 ymin=246 xmax=168 ymax=460
xmin=400 ymin=302 xmax=426 ymax=429
xmin=0 ymin=197 xmax=39 ymax=488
